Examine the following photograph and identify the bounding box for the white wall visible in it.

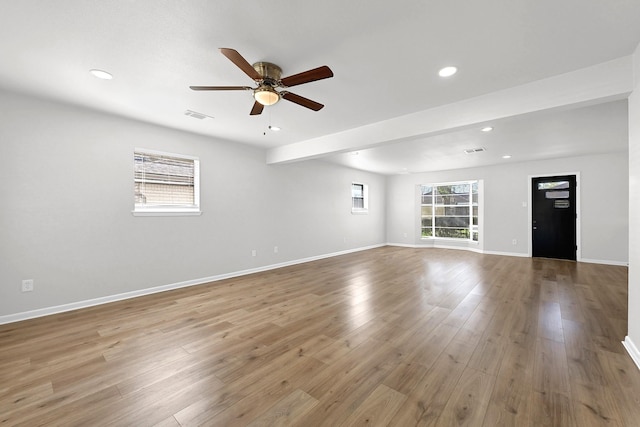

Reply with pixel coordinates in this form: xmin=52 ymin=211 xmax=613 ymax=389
xmin=627 ymin=43 xmax=640 ymax=365
xmin=0 ymin=89 xmax=386 ymax=319
xmin=0 ymin=80 xmax=635 ymax=337
xmin=387 ymin=152 xmax=629 ymax=264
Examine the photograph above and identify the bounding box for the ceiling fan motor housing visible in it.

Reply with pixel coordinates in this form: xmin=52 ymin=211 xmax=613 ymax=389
xmin=253 ymin=62 xmax=282 ymax=85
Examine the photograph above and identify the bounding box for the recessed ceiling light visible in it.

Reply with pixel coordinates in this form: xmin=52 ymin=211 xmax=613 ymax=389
xmin=89 ymin=69 xmax=113 ymax=80
xmin=502 ymin=155 xmax=512 ymax=159
xmin=481 ymin=126 xmax=493 ymax=132
xmin=438 ymin=66 xmax=457 ymax=77
xmin=268 ymin=125 xmax=281 ymax=131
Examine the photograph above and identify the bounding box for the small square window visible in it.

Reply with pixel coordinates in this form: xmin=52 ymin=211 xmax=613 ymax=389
xmin=133 ymin=149 xmax=201 ymax=216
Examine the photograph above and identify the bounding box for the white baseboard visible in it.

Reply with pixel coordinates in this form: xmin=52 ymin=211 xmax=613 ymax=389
xmin=433 ymin=244 xmax=483 ymax=254
xmin=0 ymin=244 xmax=385 ymax=325
xmin=386 ymin=242 xmax=527 ymax=258
xmin=386 ymin=243 xmax=628 ymax=265
xmin=385 ymin=243 xmax=418 ymax=248
xmin=580 ymin=258 xmax=629 ymax=267
xmin=477 ymin=249 xmax=529 ymax=258
xmin=623 ymin=336 xmax=640 ymax=371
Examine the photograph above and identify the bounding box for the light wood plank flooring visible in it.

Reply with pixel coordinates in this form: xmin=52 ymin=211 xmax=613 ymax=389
xmin=1 ymin=247 xmax=639 ymax=426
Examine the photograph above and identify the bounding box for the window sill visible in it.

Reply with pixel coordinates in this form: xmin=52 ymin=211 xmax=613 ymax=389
xmin=421 ymin=237 xmax=478 ymax=244
xmin=351 ymin=209 xmax=369 ymax=215
xmin=132 ymin=209 xmax=202 ymax=217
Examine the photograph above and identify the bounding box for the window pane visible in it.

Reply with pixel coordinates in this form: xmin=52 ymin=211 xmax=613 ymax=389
xmin=435 ymin=194 xmax=470 ymax=205
xmin=545 ymin=190 xmax=569 ymax=199
xmin=352 ymin=183 xmax=364 ymax=198
xmin=436 ymin=184 xmax=470 ymax=194
xmin=421 ymin=206 xmax=433 ymax=216
xmin=421 ymin=186 xmax=432 ymax=205
xmin=134 ymin=151 xmax=196 ymax=208
xmin=537 ymin=181 xmax=569 ymax=190
xmin=435 ymin=228 xmax=470 ymax=238
xmin=422 ymin=228 xmax=433 ymax=237
xmin=444 ymin=206 xmax=469 ymax=216
xmin=134 ymin=182 xmax=195 ymax=205
xmin=435 ymin=216 xmax=470 ymax=227
xmin=352 ymin=197 xmax=364 ymax=209
xmin=421 ymin=218 xmax=432 ymax=227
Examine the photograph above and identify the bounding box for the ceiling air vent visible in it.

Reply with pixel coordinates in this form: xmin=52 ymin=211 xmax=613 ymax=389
xmin=463 ymin=147 xmax=486 ymax=154
xmin=184 ymin=110 xmax=213 ymax=120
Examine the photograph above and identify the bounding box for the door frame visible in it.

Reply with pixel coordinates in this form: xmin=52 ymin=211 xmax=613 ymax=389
xmin=527 ymin=172 xmax=581 ymax=261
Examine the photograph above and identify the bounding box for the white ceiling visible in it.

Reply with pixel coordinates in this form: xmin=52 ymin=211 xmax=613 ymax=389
xmin=325 ymin=100 xmax=629 ymax=174
xmin=0 ymin=1 xmax=638 ymax=174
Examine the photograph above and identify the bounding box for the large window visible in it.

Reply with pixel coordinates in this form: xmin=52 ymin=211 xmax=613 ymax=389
xmin=133 ymin=149 xmax=200 ymax=216
xmin=421 ymin=181 xmax=478 ymax=241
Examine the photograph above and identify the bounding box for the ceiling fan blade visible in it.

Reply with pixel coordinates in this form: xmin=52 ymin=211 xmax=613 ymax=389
xmin=280 ymin=66 xmax=333 ymax=87
xmin=250 ymin=101 xmax=264 ymax=116
xmin=281 ymin=92 xmax=324 ymax=111
xmin=190 ymin=86 xmax=252 ymax=91
xmin=220 ymin=48 xmax=262 ymax=81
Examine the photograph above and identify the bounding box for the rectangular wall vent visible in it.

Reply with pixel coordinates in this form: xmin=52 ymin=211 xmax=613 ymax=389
xmin=463 ymin=147 xmax=486 ymax=154
xmin=184 ymin=110 xmax=213 ymax=120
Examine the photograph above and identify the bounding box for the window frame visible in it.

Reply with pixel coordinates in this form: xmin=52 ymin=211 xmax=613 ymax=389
xmin=351 ymin=182 xmax=369 ymax=214
xmin=132 ymin=148 xmax=201 ymax=217
xmin=420 ymin=180 xmax=478 ymax=241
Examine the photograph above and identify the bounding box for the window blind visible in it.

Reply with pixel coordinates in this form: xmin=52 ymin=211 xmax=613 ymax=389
xmin=134 ymin=151 xmax=197 ymax=208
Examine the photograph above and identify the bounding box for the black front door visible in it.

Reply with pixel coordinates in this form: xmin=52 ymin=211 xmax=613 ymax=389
xmin=532 ymin=175 xmax=577 ymax=260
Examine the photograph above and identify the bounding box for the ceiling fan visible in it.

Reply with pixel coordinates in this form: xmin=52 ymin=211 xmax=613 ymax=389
xmin=190 ymin=48 xmax=334 ymax=115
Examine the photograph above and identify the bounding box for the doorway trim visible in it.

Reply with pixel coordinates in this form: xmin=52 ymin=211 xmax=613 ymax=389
xmin=527 ymin=171 xmax=581 ymax=261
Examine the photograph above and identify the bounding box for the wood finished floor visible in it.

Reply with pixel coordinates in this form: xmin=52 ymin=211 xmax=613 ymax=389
xmin=1 ymin=247 xmax=639 ymax=426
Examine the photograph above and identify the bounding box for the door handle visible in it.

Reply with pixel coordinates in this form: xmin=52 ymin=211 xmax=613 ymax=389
xmin=533 ymin=226 xmax=537 ymax=230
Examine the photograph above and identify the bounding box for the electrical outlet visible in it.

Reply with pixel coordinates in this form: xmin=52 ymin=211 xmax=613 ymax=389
xmin=251 ymin=249 xmax=257 ymax=257
xmin=512 ymin=239 xmax=517 ymax=245
xmin=274 ymin=246 xmax=278 ymax=253
xmin=22 ymin=279 xmax=34 ymax=292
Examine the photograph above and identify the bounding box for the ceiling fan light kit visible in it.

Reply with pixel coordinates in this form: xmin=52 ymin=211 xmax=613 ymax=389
xmin=254 ymin=86 xmax=280 ymax=106
xmin=190 ymin=48 xmax=333 ymax=115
